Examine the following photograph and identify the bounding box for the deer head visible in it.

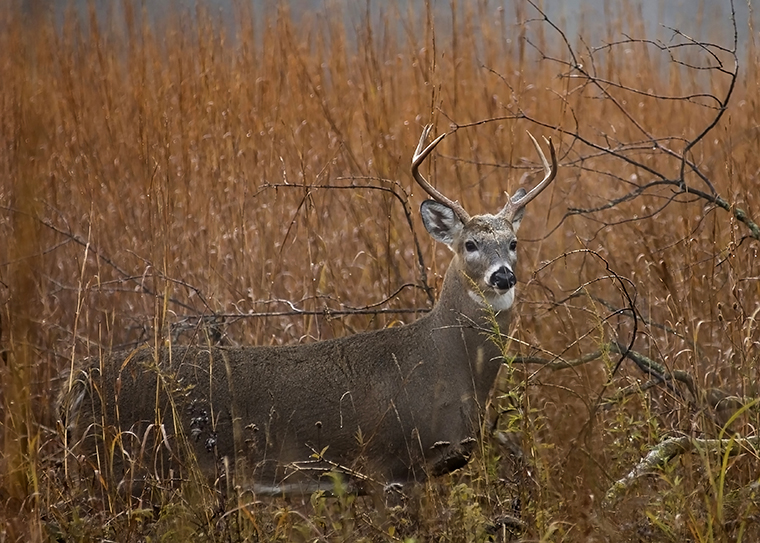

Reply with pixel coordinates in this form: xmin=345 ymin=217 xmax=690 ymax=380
xmin=412 ymin=125 xmax=557 ymax=312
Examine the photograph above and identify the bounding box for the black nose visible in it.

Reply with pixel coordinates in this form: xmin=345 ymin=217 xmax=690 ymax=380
xmin=490 ymin=266 xmax=516 ymax=290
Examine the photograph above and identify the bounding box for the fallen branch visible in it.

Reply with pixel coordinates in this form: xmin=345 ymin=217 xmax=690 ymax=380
xmin=604 ymin=434 xmax=760 ymax=508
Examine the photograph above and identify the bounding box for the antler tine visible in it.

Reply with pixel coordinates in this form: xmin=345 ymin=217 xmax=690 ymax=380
xmin=412 ymin=125 xmax=471 ymax=223
xmin=509 ymin=132 xmax=558 ymax=211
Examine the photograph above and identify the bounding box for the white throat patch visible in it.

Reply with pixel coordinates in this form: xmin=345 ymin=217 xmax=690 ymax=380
xmin=468 ymin=287 xmax=515 ymax=312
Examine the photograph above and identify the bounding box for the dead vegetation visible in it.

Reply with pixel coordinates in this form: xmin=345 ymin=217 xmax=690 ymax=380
xmin=1 ymin=0 xmax=759 ymax=541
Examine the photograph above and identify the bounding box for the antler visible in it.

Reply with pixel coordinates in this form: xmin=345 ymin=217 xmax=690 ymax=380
xmin=501 ymin=132 xmax=558 ymax=218
xmin=411 ymin=125 xmax=471 ymax=223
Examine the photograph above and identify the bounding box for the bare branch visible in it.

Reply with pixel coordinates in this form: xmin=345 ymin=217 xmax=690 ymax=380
xmin=604 ymin=434 xmax=760 ymax=508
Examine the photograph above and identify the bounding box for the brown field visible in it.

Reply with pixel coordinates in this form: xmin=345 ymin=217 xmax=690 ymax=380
xmin=2 ymin=1 xmax=759 ymax=541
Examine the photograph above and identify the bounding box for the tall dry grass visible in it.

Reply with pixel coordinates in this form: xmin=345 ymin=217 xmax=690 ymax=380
xmin=1 ymin=0 xmax=759 ymax=541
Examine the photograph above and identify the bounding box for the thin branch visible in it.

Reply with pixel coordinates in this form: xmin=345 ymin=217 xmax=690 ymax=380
xmin=261 ymin=179 xmax=436 ymax=304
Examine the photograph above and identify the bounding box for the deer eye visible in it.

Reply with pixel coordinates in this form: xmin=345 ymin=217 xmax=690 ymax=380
xmin=509 ymin=240 xmax=517 ymax=251
xmin=465 ymin=240 xmax=478 ymax=253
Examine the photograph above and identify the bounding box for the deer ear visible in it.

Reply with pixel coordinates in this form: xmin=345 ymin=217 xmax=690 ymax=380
xmin=510 ymin=188 xmax=527 ymax=232
xmin=499 ymin=188 xmax=526 ymax=232
xmin=421 ymin=200 xmax=464 ymax=246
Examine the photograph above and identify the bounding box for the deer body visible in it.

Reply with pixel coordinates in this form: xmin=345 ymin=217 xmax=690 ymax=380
xmin=61 ymin=127 xmax=556 ymax=495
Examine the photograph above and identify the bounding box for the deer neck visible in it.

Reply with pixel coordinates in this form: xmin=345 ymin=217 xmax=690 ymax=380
xmin=426 ymin=264 xmax=511 ymax=405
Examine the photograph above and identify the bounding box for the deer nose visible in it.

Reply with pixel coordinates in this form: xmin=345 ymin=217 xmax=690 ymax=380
xmin=489 ymin=266 xmax=516 ymax=291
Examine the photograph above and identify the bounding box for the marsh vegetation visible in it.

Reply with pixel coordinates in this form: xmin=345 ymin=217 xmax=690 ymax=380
xmin=2 ymin=1 xmax=759 ymax=541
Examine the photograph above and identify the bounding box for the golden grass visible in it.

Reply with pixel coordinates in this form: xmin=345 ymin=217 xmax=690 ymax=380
xmin=1 ymin=0 xmax=759 ymax=541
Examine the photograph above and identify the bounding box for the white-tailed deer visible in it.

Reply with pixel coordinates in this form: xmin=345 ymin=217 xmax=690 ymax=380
xmin=60 ymin=126 xmax=557 ymax=496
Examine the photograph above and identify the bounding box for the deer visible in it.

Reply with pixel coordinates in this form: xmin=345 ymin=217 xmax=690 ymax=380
xmin=59 ymin=125 xmax=557 ymax=497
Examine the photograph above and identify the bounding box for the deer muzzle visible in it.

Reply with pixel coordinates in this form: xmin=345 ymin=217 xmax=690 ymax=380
xmin=489 ymin=266 xmax=516 ymax=291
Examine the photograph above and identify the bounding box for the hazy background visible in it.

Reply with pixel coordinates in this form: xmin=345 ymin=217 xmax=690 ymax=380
xmin=18 ymin=0 xmax=751 ymax=49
